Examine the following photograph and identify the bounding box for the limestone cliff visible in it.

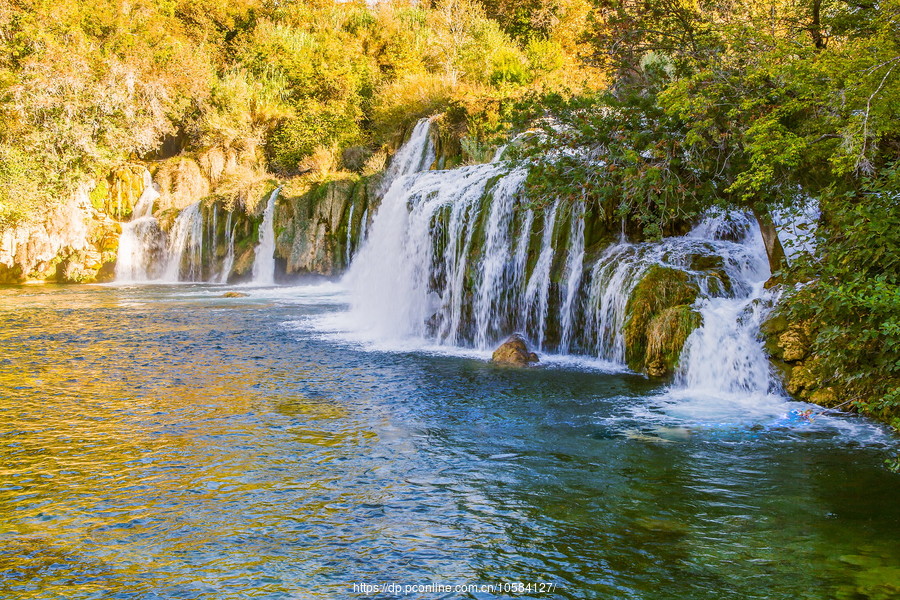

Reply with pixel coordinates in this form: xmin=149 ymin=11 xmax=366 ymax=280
xmin=0 ymin=183 xmax=120 ymax=284
xmin=276 ymin=175 xmax=380 ymax=277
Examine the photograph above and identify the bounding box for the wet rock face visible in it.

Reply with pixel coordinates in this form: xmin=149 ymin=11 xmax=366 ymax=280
xmin=102 ymin=164 xmax=147 ymax=220
xmin=778 ymin=325 xmax=811 ymax=362
xmin=277 ymin=175 xmax=378 ymax=277
xmin=491 ymin=334 xmax=539 ymax=366
xmin=762 ymin=314 xmax=825 ymax=402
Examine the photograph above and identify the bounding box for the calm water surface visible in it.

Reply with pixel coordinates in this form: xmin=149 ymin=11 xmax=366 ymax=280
xmin=1 ymin=284 xmax=898 ymax=600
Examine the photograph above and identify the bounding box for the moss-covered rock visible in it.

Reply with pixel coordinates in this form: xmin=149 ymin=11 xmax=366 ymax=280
xmin=761 ymin=312 xmax=832 ymax=408
xmin=276 ymin=173 xmax=376 ymax=277
xmin=624 ymin=265 xmax=701 ymax=374
xmin=104 ymin=164 xmax=147 ymax=220
xmin=644 ymin=305 xmax=703 ymax=376
xmin=762 ymin=315 xmax=813 ymax=363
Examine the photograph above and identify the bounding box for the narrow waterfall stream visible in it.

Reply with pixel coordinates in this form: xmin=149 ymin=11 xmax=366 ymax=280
xmin=219 ymin=211 xmax=236 ymax=284
xmin=114 ymin=171 xmax=165 ymax=282
xmin=251 ymin=188 xmax=280 ymax=285
xmin=162 ymin=202 xmax=204 ymax=282
xmin=559 ymin=201 xmax=586 ymax=353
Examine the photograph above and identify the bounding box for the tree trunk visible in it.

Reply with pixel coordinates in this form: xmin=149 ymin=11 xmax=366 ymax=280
xmin=753 ymin=207 xmax=787 ymax=275
xmin=810 ymin=0 xmax=826 ymax=49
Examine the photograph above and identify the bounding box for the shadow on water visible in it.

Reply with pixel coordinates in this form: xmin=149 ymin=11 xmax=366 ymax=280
xmin=0 ymin=284 xmax=898 ymax=599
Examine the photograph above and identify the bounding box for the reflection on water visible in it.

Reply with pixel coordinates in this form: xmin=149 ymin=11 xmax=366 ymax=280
xmin=1 ymin=284 xmax=899 ymax=600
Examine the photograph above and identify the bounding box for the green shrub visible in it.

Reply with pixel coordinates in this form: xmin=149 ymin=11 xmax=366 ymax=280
xmin=786 ymin=170 xmax=900 ymax=424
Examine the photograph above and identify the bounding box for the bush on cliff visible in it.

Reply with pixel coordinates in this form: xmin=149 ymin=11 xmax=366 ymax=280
xmin=784 ymin=171 xmax=900 ymax=427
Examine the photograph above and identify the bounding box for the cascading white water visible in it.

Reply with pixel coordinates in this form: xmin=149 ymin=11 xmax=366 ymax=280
xmin=345 ymin=204 xmax=355 ymax=264
xmin=377 ymin=118 xmax=436 ymax=196
xmin=673 ymin=215 xmax=777 ymax=398
xmin=343 ymin=117 xmax=783 ymax=405
xmin=162 ymin=202 xmax=204 ymax=282
xmin=219 ymin=211 xmax=236 ymax=284
xmin=522 ymin=201 xmax=559 ymax=351
xmin=676 ymin=284 xmax=777 ymax=396
xmin=473 ymin=167 xmax=528 ymax=348
xmin=559 ymin=201 xmax=586 ymax=353
xmin=346 ymin=162 xmax=507 ymax=341
xmin=115 ymin=170 xmax=165 ymax=282
xmin=344 ymin=116 xmax=449 ymax=340
xmin=251 ymin=188 xmax=280 ymax=285
xmin=581 ymin=213 xmax=766 ymax=360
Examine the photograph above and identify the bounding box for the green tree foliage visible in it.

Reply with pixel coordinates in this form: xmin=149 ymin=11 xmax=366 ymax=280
xmin=0 ymin=0 xmax=583 ymax=225
xmin=787 ymin=172 xmax=900 ymax=424
xmin=520 ymin=0 xmax=900 ymax=423
xmin=0 ymin=0 xmax=216 ymax=224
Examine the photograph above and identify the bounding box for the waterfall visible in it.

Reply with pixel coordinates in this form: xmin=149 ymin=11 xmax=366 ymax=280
xmin=210 ymin=203 xmax=218 ymax=270
xmin=580 ymin=215 xmax=765 ymax=359
xmin=162 ymin=202 xmax=204 ymax=282
xmin=473 ymin=167 xmax=528 ymax=348
xmin=522 ymin=201 xmax=559 ymax=351
xmin=219 ymin=211 xmax=235 ymax=284
xmin=559 ymin=201 xmax=586 ymax=353
xmin=251 ymin=188 xmax=280 ymax=285
xmin=115 ymin=171 xmax=165 ymax=282
xmin=345 ymin=204 xmax=355 ymax=264
xmin=360 ymin=208 xmax=369 ymax=244
xmin=675 ymin=284 xmax=777 ymax=396
xmin=377 ymin=118 xmax=436 ymax=196
xmin=673 ymin=216 xmax=776 ymax=397
xmin=341 ymin=118 xmax=782 ymax=407
xmin=345 ymin=162 xmax=507 ymax=341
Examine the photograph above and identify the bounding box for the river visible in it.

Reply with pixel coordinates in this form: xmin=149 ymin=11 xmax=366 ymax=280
xmin=1 ymin=283 xmax=898 ymax=599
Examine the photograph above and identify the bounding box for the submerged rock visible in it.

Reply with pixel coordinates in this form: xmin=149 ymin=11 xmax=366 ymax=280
xmin=491 ymin=334 xmax=539 ymax=366
xmin=222 ymin=291 xmax=248 ymax=298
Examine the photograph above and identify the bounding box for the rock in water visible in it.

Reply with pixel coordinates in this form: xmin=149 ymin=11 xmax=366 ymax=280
xmin=222 ymin=291 xmax=248 ymax=298
xmin=491 ymin=334 xmax=539 ymax=366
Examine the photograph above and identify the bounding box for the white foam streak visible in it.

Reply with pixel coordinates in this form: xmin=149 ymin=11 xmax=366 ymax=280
xmin=162 ymin=202 xmax=204 ymax=282
xmin=251 ymin=188 xmax=280 ymax=285
xmin=559 ymin=201 xmax=586 ymax=353
xmin=522 ymin=201 xmax=558 ymax=351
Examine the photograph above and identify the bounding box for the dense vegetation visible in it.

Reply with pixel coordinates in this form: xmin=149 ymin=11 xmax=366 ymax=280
xmin=0 ymin=0 xmax=598 ymax=226
xmin=514 ymin=0 xmax=900 ymax=430
xmin=1 ymin=0 xmax=897 ymax=429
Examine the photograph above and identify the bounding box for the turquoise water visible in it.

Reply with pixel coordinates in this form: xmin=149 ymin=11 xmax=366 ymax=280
xmin=1 ymin=284 xmax=898 ymax=599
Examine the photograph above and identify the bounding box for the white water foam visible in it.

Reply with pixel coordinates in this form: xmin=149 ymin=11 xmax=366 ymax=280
xmin=162 ymin=202 xmax=204 ymax=282
xmin=115 ymin=170 xmax=165 ymax=282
